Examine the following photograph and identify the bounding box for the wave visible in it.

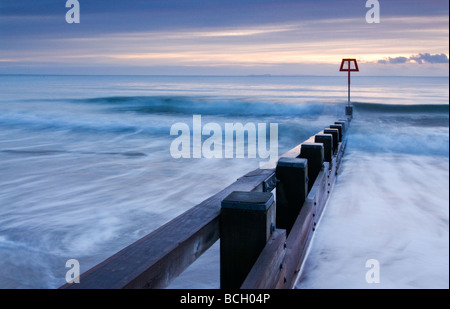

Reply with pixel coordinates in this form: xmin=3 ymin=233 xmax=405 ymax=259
xmin=1 ymin=96 xmax=332 ymax=134
xmin=353 ymin=102 xmax=449 ymax=114
xmin=78 ymin=97 xmax=450 ymax=118
xmin=0 ymin=149 xmax=147 ymax=157
xmin=0 ymin=111 xmax=155 ymax=135
xmin=2 ymin=96 xmax=447 ymax=136
xmin=77 ymin=96 xmax=329 ymax=117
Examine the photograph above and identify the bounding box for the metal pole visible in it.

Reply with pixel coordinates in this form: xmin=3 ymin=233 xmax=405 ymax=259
xmin=348 ymin=69 xmax=351 ymax=105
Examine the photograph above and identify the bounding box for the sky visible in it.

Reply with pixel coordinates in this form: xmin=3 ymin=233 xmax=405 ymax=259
xmin=0 ymin=0 xmax=448 ymax=76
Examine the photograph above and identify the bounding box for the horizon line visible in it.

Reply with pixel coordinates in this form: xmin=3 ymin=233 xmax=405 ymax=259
xmin=0 ymin=73 xmax=448 ymax=78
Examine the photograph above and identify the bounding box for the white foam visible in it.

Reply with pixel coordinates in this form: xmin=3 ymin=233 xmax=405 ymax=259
xmin=296 ymin=150 xmax=449 ymax=289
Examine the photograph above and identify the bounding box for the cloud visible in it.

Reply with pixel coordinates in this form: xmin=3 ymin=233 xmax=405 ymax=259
xmin=1 ymin=0 xmax=448 ymax=75
xmin=410 ymin=53 xmax=449 ymax=64
xmin=378 ymin=53 xmax=449 ymax=64
xmin=378 ymin=57 xmax=409 ymax=64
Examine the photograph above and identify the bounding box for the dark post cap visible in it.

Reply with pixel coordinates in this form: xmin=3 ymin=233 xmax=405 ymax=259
xmin=277 ymin=157 xmax=308 ymax=168
xmin=222 ymin=191 xmax=274 ymax=211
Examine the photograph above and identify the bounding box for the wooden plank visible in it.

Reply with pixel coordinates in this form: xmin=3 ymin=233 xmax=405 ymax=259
xmin=310 ymin=164 xmax=329 ymax=221
xmin=283 ymin=138 xmax=348 ymax=289
xmin=322 ymin=160 xmax=336 ymax=215
xmin=298 ymin=143 xmax=324 ymax=192
xmin=282 ymin=202 xmax=314 ymax=288
xmin=61 ymin=168 xmax=275 ymax=289
xmin=315 ymin=134 xmax=333 ymax=162
xmin=60 ymin=120 xmax=350 ymax=290
xmin=275 ymin=158 xmax=308 ymax=234
xmin=324 ymin=129 xmax=340 ymax=153
xmin=336 ymin=139 xmax=347 ymax=172
xmin=240 ymin=229 xmax=287 ymax=289
xmin=220 ymin=191 xmax=275 ymax=289
xmin=329 ymin=124 xmax=343 ymax=142
xmin=281 ymin=163 xmax=329 ymax=288
xmin=263 ymin=172 xmax=277 ymax=192
xmin=239 ymin=132 xmax=348 ymax=290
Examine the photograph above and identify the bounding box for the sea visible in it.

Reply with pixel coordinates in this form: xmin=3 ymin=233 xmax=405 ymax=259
xmin=0 ymin=75 xmax=448 ymax=289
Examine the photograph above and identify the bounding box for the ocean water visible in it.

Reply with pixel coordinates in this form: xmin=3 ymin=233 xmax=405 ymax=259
xmin=295 ymin=103 xmax=449 ymax=289
xmin=0 ymin=75 xmax=448 ymax=289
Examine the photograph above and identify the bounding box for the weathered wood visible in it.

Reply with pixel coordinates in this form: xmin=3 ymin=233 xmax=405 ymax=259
xmin=335 ymin=138 xmax=347 ymax=173
xmin=329 ymin=124 xmax=343 ymax=142
xmin=258 ymin=135 xmax=347 ymax=289
xmin=314 ymin=134 xmax=333 ymax=163
xmin=220 ymin=191 xmax=275 ymax=289
xmin=240 ymin=119 xmax=350 ymax=289
xmin=339 ymin=118 xmax=351 ymax=130
xmin=61 ymin=168 xmax=275 ymax=289
xmin=263 ymin=172 xmax=277 ymax=192
xmin=346 ymin=105 xmax=353 ymax=117
xmin=326 ymin=158 xmax=337 ymax=200
xmin=298 ymin=143 xmax=324 ymax=192
xmin=275 ymin=157 xmax=308 ymax=234
xmin=323 ymin=128 xmax=340 ymax=153
xmin=282 ymin=160 xmax=330 ymax=288
xmin=240 ymin=229 xmax=287 ymax=289
xmin=309 ymin=163 xmax=330 ymax=224
xmin=283 ymin=201 xmax=314 ymax=288
xmin=240 ymin=142 xmax=344 ymax=289
xmin=334 ymin=121 xmax=347 ymax=133
xmin=61 ymin=115 xmax=351 ymax=290
xmin=285 ymin=137 xmax=348 ymax=288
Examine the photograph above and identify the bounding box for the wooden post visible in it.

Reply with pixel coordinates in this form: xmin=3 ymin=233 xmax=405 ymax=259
xmin=345 ymin=105 xmax=353 ymax=118
xmin=338 ymin=119 xmax=350 ymax=132
xmin=339 ymin=118 xmax=350 ymax=125
xmin=329 ymin=124 xmax=343 ymax=142
xmin=298 ymin=143 xmax=324 ymax=192
xmin=275 ymin=157 xmax=308 ymax=235
xmin=314 ymin=134 xmax=333 ymax=163
xmin=334 ymin=121 xmax=347 ymax=133
xmin=240 ymin=229 xmax=287 ymax=289
xmin=220 ymin=191 xmax=275 ymax=289
xmin=324 ymin=128 xmax=340 ymax=154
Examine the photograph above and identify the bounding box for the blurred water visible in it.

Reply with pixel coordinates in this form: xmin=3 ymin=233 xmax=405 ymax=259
xmin=295 ymin=106 xmax=449 ymax=289
xmin=0 ymin=75 xmax=448 ymax=288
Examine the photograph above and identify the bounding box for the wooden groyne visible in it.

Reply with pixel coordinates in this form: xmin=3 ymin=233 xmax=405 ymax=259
xmin=60 ymin=109 xmax=352 ymax=289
